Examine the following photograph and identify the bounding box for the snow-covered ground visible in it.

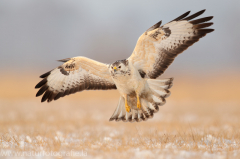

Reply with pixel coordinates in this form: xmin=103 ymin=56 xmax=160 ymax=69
xmin=0 ymin=98 xmax=239 ymax=159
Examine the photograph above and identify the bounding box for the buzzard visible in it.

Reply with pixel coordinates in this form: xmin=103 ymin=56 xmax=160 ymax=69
xmin=35 ymin=10 xmax=214 ymax=122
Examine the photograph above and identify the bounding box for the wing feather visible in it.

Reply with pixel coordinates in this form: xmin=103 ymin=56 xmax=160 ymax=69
xmin=35 ymin=57 xmax=116 ymax=102
xmin=182 ymin=9 xmax=206 ymax=21
xmin=169 ymin=11 xmax=190 ymax=22
xmin=128 ymin=10 xmax=214 ymax=79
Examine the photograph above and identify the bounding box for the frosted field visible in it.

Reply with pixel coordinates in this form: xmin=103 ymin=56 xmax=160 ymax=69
xmin=0 ymin=98 xmax=239 ymax=159
xmin=0 ymin=74 xmax=239 ymax=159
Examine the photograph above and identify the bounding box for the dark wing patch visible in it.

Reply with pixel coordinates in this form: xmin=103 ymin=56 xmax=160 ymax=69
xmin=138 ymin=69 xmax=146 ymax=78
xmin=162 ymin=27 xmax=171 ymax=37
xmin=58 ymin=66 xmax=69 ymax=75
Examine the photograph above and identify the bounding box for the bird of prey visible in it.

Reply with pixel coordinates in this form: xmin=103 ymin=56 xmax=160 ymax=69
xmin=35 ymin=10 xmax=214 ymax=122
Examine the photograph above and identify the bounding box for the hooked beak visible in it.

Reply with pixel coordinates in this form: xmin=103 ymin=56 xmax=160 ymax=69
xmin=113 ymin=66 xmax=117 ymax=72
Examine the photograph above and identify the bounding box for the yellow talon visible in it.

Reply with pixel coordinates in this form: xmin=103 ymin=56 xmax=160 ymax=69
xmin=125 ymin=97 xmax=131 ymax=112
xmin=137 ymin=95 xmax=141 ymax=109
xmin=125 ymin=103 xmax=130 ymax=112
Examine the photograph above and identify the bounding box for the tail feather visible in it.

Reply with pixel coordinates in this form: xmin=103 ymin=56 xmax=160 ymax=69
xmin=147 ymin=78 xmax=173 ymax=89
xmin=142 ymin=113 xmax=148 ymax=121
xmin=152 ymin=95 xmax=166 ymax=106
xmin=109 ymin=78 xmax=173 ymax=122
xmin=149 ymin=101 xmax=160 ymax=113
xmin=126 ymin=112 xmax=133 ymax=122
xmin=138 ymin=110 xmax=145 ymax=121
xmin=132 ymin=109 xmax=138 ymax=122
xmin=141 ymin=99 xmax=154 ymax=119
xmin=148 ymin=80 xmax=172 ymax=98
xmin=152 ymin=103 xmax=159 ymax=112
xmin=109 ymin=96 xmax=124 ymax=121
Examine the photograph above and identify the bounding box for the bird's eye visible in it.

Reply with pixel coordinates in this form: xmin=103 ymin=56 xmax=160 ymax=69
xmin=118 ymin=66 xmax=121 ymax=68
xmin=111 ymin=66 xmax=113 ymax=69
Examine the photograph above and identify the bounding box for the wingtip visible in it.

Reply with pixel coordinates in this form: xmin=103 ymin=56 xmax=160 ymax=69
xmin=170 ymin=10 xmax=191 ymax=22
xmin=158 ymin=20 xmax=162 ymax=27
xmin=209 ymin=16 xmax=214 ymax=20
xmin=57 ymin=58 xmax=71 ymax=62
xmin=185 ymin=10 xmax=191 ymax=16
xmin=197 ymin=9 xmax=206 ymax=15
xmin=209 ymin=29 xmax=215 ymax=32
xmin=40 ymin=71 xmax=51 ymax=78
xmin=184 ymin=11 xmax=191 ymax=17
xmin=41 ymin=98 xmax=48 ymax=103
xmin=35 ymin=78 xmax=47 ymax=89
xmin=146 ymin=20 xmax=162 ymax=33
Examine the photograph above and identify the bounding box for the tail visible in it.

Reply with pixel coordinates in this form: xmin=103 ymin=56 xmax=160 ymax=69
xmin=109 ymin=78 xmax=173 ymax=122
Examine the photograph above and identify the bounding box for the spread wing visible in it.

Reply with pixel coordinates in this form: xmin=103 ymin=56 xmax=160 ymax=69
xmin=128 ymin=9 xmax=214 ymax=79
xmin=35 ymin=57 xmax=116 ymax=102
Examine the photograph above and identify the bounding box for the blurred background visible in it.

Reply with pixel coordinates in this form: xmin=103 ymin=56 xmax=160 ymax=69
xmin=0 ymin=1 xmax=240 ymax=158
xmin=0 ymin=0 xmax=239 ymax=101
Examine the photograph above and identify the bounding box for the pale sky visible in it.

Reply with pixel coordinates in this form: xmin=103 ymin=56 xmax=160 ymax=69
xmin=0 ymin=0 xmax=239 ymax=75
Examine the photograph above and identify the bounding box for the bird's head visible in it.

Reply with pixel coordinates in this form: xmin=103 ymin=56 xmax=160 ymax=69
xmin=110 ymin=59 xmax=129 ymax=75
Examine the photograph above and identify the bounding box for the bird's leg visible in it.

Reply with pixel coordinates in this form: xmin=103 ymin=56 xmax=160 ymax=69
xmin=136 ymin=92 xmax=141 ymax=109
xmin=124 ymin=94 xmax=131 ymax=112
